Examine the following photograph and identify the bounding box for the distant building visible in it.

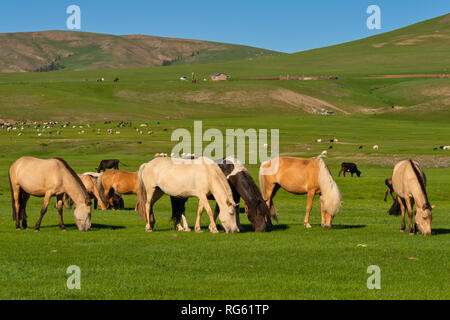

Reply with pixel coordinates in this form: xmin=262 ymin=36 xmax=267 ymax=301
xmin=210 ymin=73 xmax=228 ymax=81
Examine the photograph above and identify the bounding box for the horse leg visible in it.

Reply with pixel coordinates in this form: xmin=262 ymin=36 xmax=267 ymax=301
xmin=195 ymin=202 xmax=205 ymax=233
xmin=338 ymin=168 xmax=342 ymax=177
xmin=34 ymin=192 xmax=52 ymax=232
xmin=263 ymin=182 xmax=280 ymax=219
xmin=56 ymin=194 xmax=66 ymax=231
xmin=404 ymin=195 xmax=415 ymax=235
xmin=146 ymin=188 xmax=163 ymax=232
xmin=203 ymin=199 xmax=219 ymax=234
xmin=384 ymin=189 xmax=388 ymax=202
xmin=304 ymin=190 xmax=315 ymax=228
xmin=20 ymin=192 xmax=30 ymax=229
xmin=232 ymin=194 xmax=244 ymax=232
xmin=398 ymin=197 xmax=406 ymax=232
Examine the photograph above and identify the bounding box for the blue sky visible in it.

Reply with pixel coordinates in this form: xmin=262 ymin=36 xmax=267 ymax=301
xmin=0 ymin=0 xmax=448 ymax=53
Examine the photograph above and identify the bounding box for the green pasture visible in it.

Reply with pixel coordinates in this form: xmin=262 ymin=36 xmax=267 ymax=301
xmin=0 ymin=115 xmax=448 ymax=300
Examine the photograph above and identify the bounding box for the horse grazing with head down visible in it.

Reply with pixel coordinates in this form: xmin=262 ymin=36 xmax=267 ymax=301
xmin=137 ymin=156 xmax=239 ymax=233
xmin=392 ymin=160 xmax=434 ymax=235
xmin=171 ymin=157 xmax=271 ymax=232
xmin=9 ymin=156 xmax=92 ymax=231
xmin=259 ymin=155 xmax=342 ymax=229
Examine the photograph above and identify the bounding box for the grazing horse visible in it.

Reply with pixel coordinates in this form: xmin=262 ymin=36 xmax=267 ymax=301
xmin=9 ymin=156 xmax=91 ymax=231
xmin=171 ymin=157 xmax=272 ymax=232
xmin=79 ymin=174 xmax=108 ymax=210
xmin=96 ymin=159 xmax=127 ymax=173
xmin=259 ymin=156 xmax=342 ymax=229
xmin=137 ymin=157 xmax=239 ymax=233
xmin=97 ymin=170 xmax=138 ymax=210
xmin=392 ymin=160 xmax=433 ymax=235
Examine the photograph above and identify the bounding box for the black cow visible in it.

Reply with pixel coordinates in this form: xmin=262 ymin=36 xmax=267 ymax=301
xmin=338 ymin=162 xmax=361 ymax=177
xmin=96 ymin=159 xmax=127 ymax=173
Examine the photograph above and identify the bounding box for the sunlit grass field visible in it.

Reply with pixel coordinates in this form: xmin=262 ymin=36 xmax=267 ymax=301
xmin=0 ymin=115 xmax=448 ymax=299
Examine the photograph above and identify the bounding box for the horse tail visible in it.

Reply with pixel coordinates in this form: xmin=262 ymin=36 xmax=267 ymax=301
xmin=317 ymin=157 xmax=342 ymax=216
xmin=137 ymin=164 xmax=148 ymax=220
xmin=9 ymin=171 xmax=27 ymax=221
xmin=96 ymin=172 xmax=108 ymax=205
xmin=258 ymin=159 xmax=278 ymax=221
xmin=9 ymin=171 xmax=17 ymax=221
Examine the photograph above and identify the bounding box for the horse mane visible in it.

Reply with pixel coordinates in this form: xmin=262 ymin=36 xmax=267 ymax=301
xmin=207 ymin=158 xmax=234 ymax=205
xmin=409 ymin=160 xmax=430 ymax=209
xmin=52 ymin=157 xmax=90 ymax=202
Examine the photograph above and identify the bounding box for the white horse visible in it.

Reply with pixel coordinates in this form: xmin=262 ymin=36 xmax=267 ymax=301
xmin=137 ymin=157 xmax=239 ymax=233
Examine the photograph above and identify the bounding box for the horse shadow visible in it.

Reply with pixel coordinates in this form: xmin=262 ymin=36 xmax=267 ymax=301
xmin=303 ymin=223 xmax=366 ymax=230
xmin=432 ymin=228 xmax=450 ymax=236
xmin=40 ymin=223 xmax=125 ymax=231
xmin=330 ymin=224 xmax=366 ymax=230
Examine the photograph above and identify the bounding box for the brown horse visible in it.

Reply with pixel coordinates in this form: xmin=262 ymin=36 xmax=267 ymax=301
xmin=97 ymin=170 xmax=138 ymax=210
xmin=9 ymin=156 xmax=91 ymax=231
xmin=259 ymin=156 xmax=342 ymax=229
xmin=392 ymin=160 xmax=434 ymax=235
xmin=79 ymin=174 xmax=108 ymax=210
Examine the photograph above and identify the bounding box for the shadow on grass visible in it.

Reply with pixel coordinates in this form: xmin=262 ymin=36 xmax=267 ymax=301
xmin=330 ymin=224 xmax=366 ymax=229
xmin=40 ymin=223 xmax=125 ymax=231
xmin=431 ymin=228 xmax=450 ymax=236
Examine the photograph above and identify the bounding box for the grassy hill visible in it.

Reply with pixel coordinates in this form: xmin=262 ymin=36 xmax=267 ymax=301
xmin=0 ymin=14 xmax=448 ymax=122
xmin=0 ymin=30 xmax=282 ymax=72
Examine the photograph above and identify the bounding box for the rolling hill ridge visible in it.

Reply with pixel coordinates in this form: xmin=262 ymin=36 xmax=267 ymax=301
xmin=0 ymin=30 xmax=282 ymax=72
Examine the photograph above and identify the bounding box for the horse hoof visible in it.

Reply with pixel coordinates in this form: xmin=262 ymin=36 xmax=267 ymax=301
xmin=210 ymin=229 xmax=219 ymax=234
xmin=61 ymin=229 xmax=67 ymax=232
xmin=304 ymin=223 xmax=312 ymax=229
xmin=34 ymin=229 xmax=40 ymax=232
xmin=16 ymin=227 xmax=21 ymax=230
xmin=184 ymin=228 xmax=191 ymax=232
xmin=409 ymin=232 xmax=415 ymax=235
xmin=195 ymin=229 xmax=203 ymax=233
xmin=400 ymin=229 xmax=405 ymax=233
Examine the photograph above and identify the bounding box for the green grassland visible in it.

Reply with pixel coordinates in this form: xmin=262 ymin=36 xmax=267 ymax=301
xmin=0 ymin=14 xmax=449 ymax=300
xmin=0 ymin=116 xmax=448 ymax=300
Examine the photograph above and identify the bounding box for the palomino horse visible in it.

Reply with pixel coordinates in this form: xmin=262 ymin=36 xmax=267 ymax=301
xmin=392 ymin=160 xmax=433 ymax=235
xmin=97 ymin=170 xmax=138 ymax=210
xmin=171 ymin=157 xmax=271 ymax=232
xmin=9 ymin=156 xmax=91 ymax=231
xmin=137 ymin=157 xmax=239 ymax=233
xmin=79 ymin=174 xmax=108 ymax=210
xmin=259 ymin=156 xmax=342 ymax=229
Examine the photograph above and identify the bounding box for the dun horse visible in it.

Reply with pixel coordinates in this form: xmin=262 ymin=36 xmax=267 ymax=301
xmin=97 ymin=170 xmax=138 ymax=210
xmin=392 ymin=160 xmax=433 ymax=235
xmin=259 ymin=156 xmax=342 ymax=229
xmin=9 ymin=156 xmax=91 ymax=231
xmin=137 ymin=157 xmax=239 ymax=233
xmin=171 ymin=157 xmax=271 ymax=232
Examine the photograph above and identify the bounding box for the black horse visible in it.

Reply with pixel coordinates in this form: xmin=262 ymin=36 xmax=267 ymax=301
xmin=171 ymin=157 xmax=272 ymax=232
